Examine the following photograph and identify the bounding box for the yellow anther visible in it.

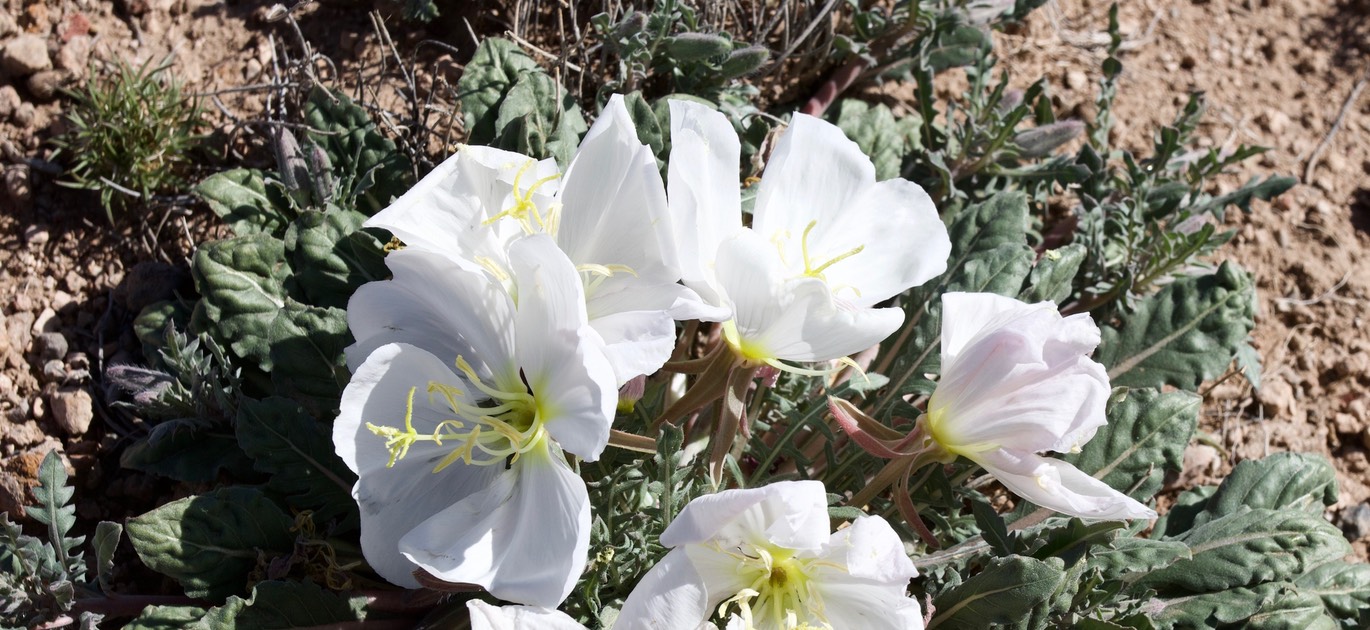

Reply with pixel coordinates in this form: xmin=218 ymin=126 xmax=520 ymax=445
xmin=482 ymin=160 xmax=560 ymax=235
xmin=382 ymin=237 xmax=405 ymax=252
xmin=799 ymin=220 xmax=864 ymax=281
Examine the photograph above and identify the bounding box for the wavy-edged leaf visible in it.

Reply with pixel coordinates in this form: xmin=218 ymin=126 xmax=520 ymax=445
xmin=1152 ymin=582 xmax=1336 ymax=630
xmin=491 ymin=70 xmax=587 ymax=168
xmin=266 ymin=304 xmax=351 ymax=416
xmin=928 ymin=556 xmax=1065 ymax=629
xmin=236 ymin=397 xmax=358 ymax=530
xmin=93 ymin=521 xmax=122 ymax=591
xmin=191 ymin=235 xmax=289 ymax=369
xmin=126 ymin=487 xmax=294 ymax=599
xmin=1093 ymin=537 xmax=1193 ymax=585
xmin=232 ymin=580 xmax=365 ymax=628
xmin=1139 ymin=508 xmax=1352 ymax=594
xmin=458 ymin=38 xmax=541 ymax=144
xmin=30 ymin=449 xmax=82 ymax=578
xmin=121 ymin=420 xmax=255 ymax=483
xmin=1021 ymin=243 xmax=1086 ymax=304
xmin=1097 ymin=262 xmax=1256 ymax=390
xmin=1063 ymin=388 xmax=1199 ymax=502
xmin=195 ymin=169 xmax=292 ymax=238
xmin=1197 ymin=453 xmax=1337 ymax=526
xmin=302 ymin=87 xmax=411 ymax=215
xmin=121 ymin=605 xmax=209 ymax=629
xmin=285 ymin=207 xmax=386 ymax=310
xmin=829 ymin=99 xmax=920 ymax=180
xmin=1294 ymin=560 xmax=1370 ymax=619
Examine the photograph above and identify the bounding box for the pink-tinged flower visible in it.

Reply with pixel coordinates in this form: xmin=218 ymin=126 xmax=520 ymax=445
xmin=925 ymin=292 xmax=1155 ymax=520
xmin=617 ymin=480 xmax=923 ymax=630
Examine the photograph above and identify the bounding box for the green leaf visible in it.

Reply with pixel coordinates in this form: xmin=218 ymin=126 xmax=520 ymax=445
xmin=231 ymin=580 xmax=364 ymax=628
xmin=1021 ymin=243 xmax=1086 ymax=304
xmin=126 ymin=487 xmax=295 ymax=599
xmin=829 ymin=100 xmax=920 ymax=180
xmin=1153 ymin=484 xmax=1217 ymax=538
xmin=1197 ymin=453 xmax=1337 ymax=526
xmin=925 ymin=24 xmax=992 ymax=72
xmin=93 ymin=521 xmax=122 ymax=590
xmin=133 ymin=301 xmax=192 ymax=366
xmin=302 ymin=87 xmax=411 ymax=215
xmin=492 ymin=70 xmax=588 ymax=168
xmin=1153 ymin=583 xmax=1336 ymax=630
xmin=1294 ymin=561 xmax=1370 ymax=619
xmin=1192 ymin=175 xmax=1297 ymax=219
xmin=458 ymin=38 xmax=541 ymax=144
xmin=267 ymin=304 xmax=351 ymax=415
xmin=622 ymin=91 xmax=666 ymax=163
xmin=30 ymin=450 xmax=83 ymax=579
xmin=928 ymin=556 xmax=1066 ymax=629
xmin=1096 ymin=262 xmax=1256 ymax=390
xmin=236 ymin=397 xmax=358 ymax=530
xmin=1092 ymin=537 xmax=1192 ymax=584
xmin=121 ymin=421 xmax=256 ymax=483
xmin=285 ymin=208 xmax=386 ymax=310
xmin=121 ymin=605 xmax=210 ymax=630
xmin=191 ymin=235 xmax=289 ymax=369
xmin=1062 ymin=388 xmax=1199 ymax=502
xmin=195 ymin=169 xmax=292 ymax=237
xmin=1139 ymin=508 xmax=1352 ymax=594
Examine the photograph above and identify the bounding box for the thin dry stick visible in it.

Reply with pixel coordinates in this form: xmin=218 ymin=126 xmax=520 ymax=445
xmin=1304 ymin=70 xmax=1369 ymax=184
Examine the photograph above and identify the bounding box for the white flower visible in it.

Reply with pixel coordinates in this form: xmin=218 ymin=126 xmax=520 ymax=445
xmin=335 ymin=234 xmax=616 ymax=607
xmin=925 ymin=292 xmax=1156 ymax=520
xmin=666 ymin=100 xmax=951 ymax=365
xmin=467 ymin=600 xmax=588 ymax=630
xmin=616 ymin=480 xmax=923 ymax=630
xmin=366 ymin=95 xmax=725 ymax=385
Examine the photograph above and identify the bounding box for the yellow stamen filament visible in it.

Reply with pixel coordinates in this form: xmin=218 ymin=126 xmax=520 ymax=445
xmin=364 ymin=356 xmax=545 ymax=473
xmin=482 ymin=159 xmax=561 ymax=235
xmin=714 ymin=542 xmax=839 ymax=630
xmin=799 ymin=220 xmax=864 ymax=281
xmin=578 ymin=263 xmax=638 ymax=294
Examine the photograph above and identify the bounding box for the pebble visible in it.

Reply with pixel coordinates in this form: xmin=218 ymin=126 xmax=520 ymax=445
xmin=21 ymin=223 xmax=46 ymax=245
xmin=0 ymin=85 xmax=18 ymax=120
xmin=11 ymin=293 xmax=32 ymax=312
xmin=4 ymin=420 xmax=43 ymax=446
xmin=10 ymin=102 xmax=34 ymax=129
xmin=63 ymin=271 xmax=86 ymax=294
xmin=1 ymin=35 xmax=51 ymax=76
xmin=26 ymin=69 xmax=65 ymax=102
xmin=1341 ymin=502 xmax=1370 ymax=539
xmin=32 ymin=307 xmax=58 ymax=334
xmin=35 ymin=331 xmax=67 ymax=361
xmin=1065 ymin=69 xmax=1088 ymax=91
xmin=5 ymin=164 xmax=31 ymax=203
xmin=6 ymin=311 xmax=33 ymax=354
xmin=50 ymin=290 xmax=72 ymax=311
xmin=0 ymin=9 xmax=17 ymax=38
xmin=56 ymin=36 xmax=91 ymax=78
xmin=41 ymin=359 xmax=65 ymax=383
xmin=50 ymin=387 xmax=93 ymax=435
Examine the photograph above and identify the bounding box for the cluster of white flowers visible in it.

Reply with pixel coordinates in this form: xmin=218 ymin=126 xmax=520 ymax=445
xmin=334 ymin=94 xmax=1153 ymax=628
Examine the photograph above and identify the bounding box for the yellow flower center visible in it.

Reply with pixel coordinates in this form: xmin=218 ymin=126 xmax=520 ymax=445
xmin=717 ymin=543 xmax=835 ymax=630
xmin=365 ymin=356 xmax=547 ymax=472
xmin=482 ymin=159 xmax=562 ymax=236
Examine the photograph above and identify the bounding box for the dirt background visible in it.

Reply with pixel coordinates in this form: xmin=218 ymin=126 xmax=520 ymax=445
xmin=1 ymin=0 xmax=1369 ymax=583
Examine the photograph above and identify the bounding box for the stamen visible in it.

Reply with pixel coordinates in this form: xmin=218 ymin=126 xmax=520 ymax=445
xmin=481 ymin=160 xmax=561 ymax=235
xmin=800 ymin=220 xmax=865 ymax=281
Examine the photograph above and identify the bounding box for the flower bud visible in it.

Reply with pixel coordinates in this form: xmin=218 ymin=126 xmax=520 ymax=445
xmin=720 ymin=45 xmax=771 ymax=79
xmin=304 ymin=139 xmax=335 ymax=204
xmin=666 ymin=32 xmax=733 ymax=62
xmin=271 ymin=127 xmax=310 ymax=197
xmin=1012 ymin=119 xmax=1085 ymax=158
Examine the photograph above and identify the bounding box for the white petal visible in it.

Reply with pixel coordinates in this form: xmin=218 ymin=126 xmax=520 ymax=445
xmin=972 ymin=449 xmax=1156 ymax=520
xmin=716 ymin=230 xmax=903 ymax=362
xmin=812 ymin=581 xmax=925 ymax=630
xmin=616 ymin=548 xmax=714 ymax=630
xmin=661 ymin=480 xmax=829 ymax=551
xmin=401 ymin=442 xmax=591 ymax=608
xmin=346 ymin=249 xmax=517 ymax=383
xmin=820 ymin=515 xmax=917 ymax=584
xmin=666 ymin=98 xmax=742 ymax=303
xmin=508 ymin=235 xmax=616 ymax=460
xmin=931 ymin=293 xmax=1108 ymax=453
xmin=586 ymin=269 xmax=730 ymax=324
xmin=814 ymin=178 xmax=949 ymax=307
xmin=466 ymin=600 xmax=587 ymax=630
xmin=558 ymin=95 xmax=678 ymax=274
xmin=589 ymin=311 xmax=677 ymax=385
xmin=335 ymin=343 xmax=503 ymax=588
xmin=752 ymin=114 xmax=875 ymax=253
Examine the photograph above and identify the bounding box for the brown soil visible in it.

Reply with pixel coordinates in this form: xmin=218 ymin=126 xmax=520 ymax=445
xmin=2 ymin=0 xmax=1369 ymax=594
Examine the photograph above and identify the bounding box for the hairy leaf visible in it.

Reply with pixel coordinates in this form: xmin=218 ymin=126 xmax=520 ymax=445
xmin=285 ymin=208 xmax=386 ymax=310
xmin=1152 ymin=582 xmax=1336 ymax=630
xmin=1196 ymin=453 xmax=1337 ymax=527
xmin=492 ymin=70 xmax=588 ymax=168
xmin=195 ymin=169 xmax=292 ymax=238
xmin=303 ymin=88 xmax=411 ymax=215
xmin=93 ymin=521 xmax=122 ymax=590
xmin=1062 ymin=388 xmax=1198 ymax=502
xmin=458 ymin=38 xmax=541 ymax=144
xmin=929 ymin=556 xmax=1065 ymax=629
xmin=1021 ymin=243 xmax=1086 ymax=304
xmin=122 ymin=605 xmax=210 ymax=630
xmin=232 ymin=580 xmax=364 ymax=627
xmin=126 ymin=487 xmax=295 ymax=599
xmin=1294 ymin=561 xmax=1370 ymax=619
xmin=1097 ymin=262 xmax=1256 ymax=390
xmin=267 ymin=304 xmax=351 ymax=415
xmin=830 ymin=99 xmax=920 ymax=180
xmin=236 ymin=397 xmax=358 ymax=530
xmin=121 ymin=421 xmax=255 ymax=483
xmin=1092 ymin=538 xmax=1193 ymax=585
xmin=191 ymin=234 xmax=289 ymax=369
xmin=30 ymin=450 xmax=83 ymax=580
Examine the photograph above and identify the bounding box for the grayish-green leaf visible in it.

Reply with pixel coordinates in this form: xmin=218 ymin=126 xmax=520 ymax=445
xmin=928 ymin=556 xmax=1065 ymax=629
xmin=1139 ymin=508 xmax=1351 ymax=594
xmin=191 ymin=234 xmax=289 ymax=369
xmin=1062 ymin=388 xmax=1198 ymax=502
xmin=126 ymin=487 xmax=295 ymax=599
xmin=1021 ymin=243 xmax=1086 ymax=304
xmin=1096 ymin=262 xmax=1256 ymax=390
xmin=285 ymin=207 xmax=385 ymax=310
xmin=302 ymin=88 xmax=411 ymax=215
xmin=458 ymin=38 xmax=540 ymax=144
xmin=1197 ymin=453 xmax=1337 ymax=526
xmin=31 ymin=449 xmax=82 ymax=579
xmin=195 ymin=169 xmax=292 ymax=238
xmin=1153 ymin=583 xmax=1336 ymax=630
xmin=93 ymin=521 xmax=122 ymax=589
xmin=121 ymin=605 xmax=210 ymax=630
xmin=1294 ymin=561 xmax=1370 ymax=619
xmin=236 ymin=397 xmax=357 ymax=530
xmin=266 ymin=304 xmax=351 ymax=415
xmin=232 ymin=580 xmax=363 ymax=628
xmin=493 ymin=70 xmax=588 ymax=168
xmin=829 ymin=99 xmax=920 ymax=180
xmin=1092 ymin=537 xmax=1192 ymax=584
xmin=120 ymin=421 xmax=255 ymax=483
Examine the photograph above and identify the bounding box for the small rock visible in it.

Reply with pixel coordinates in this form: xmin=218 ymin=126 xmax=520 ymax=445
xmin=6 ymin=311 xmax=33 ymax=354
xmin=1065 ymin=69 xmax=1088 ymax=91
xmin=31 ymin=395 xmax=44 ymax=420
xmin=10 ymin=293 xmax=33 ymax=313
xmin=5 ymin=164 xmax=31 ymax=203
xmin=1 ymin=35 xmax=51 ymax=76
xmin=50 ymin=290 xmax=72 ymax=311
xmin=1181 ymin=443 xmax=1221 ymax=482
xmin=21 ymin=224 xmax=46 ymax=245
xmin=62 ymin=270 xmax=87 ymax=295
xmin=41 ymin=359 xmax=65 ymax=383
xmin=0 ymin=85 xmax=19 ymax=120
xmin=0 ymin=9 xmax=18 ymax=38
xmin=3 ymin=420 xmax=43 ymax=447
xmin=56 ymin=35 xmax=91 ymax=78
xmin=32 ymin=307 xmax=58 ymax=334
xmin=0 ymin=469 xmax=26 ymax=518
xmin=1335 ymin=412 xmax=1363 ymax=435
xmin=1258 ymin=110 xmax=1290 ymax=135
xmin=5 ymin=399 xmax=29 ymax=423
xmin=50 ymin=387 xmax=93 ymax=435
xmin=0 ymin=373 xmax=12 ymax=393
xmin=26 ymin=69 xmax=65 ymax=102
xmin=35 ymin=331 xmax=67 ymax=361
xmin=1257 ymin=377 xmax=1295 ymax=417
xmin=1340 ymin=503 xmax=1370 ymax=539
xmin=11 ymin=102 xmax=35 ymax=129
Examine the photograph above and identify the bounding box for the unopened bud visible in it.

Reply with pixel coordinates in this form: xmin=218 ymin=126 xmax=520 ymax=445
xmin=666 ymin=32 xmax=733 ymax=62
xmin=617 ymin=375 xmax=646 ymax=414
xmin=720 ymin=45 xmax=771 ymax=79
xmin=271 ymin=127 xmax=310 ymax=195
xmin=997 ymin=89 xmax=1024 ymax=113
xmin=304 ymin=139 xmax=335 ymax=204
xmin=610 ymin=11 xmax=648 ymax=44
xmin=1011 ymin=120 xmax=1085 ymax=158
